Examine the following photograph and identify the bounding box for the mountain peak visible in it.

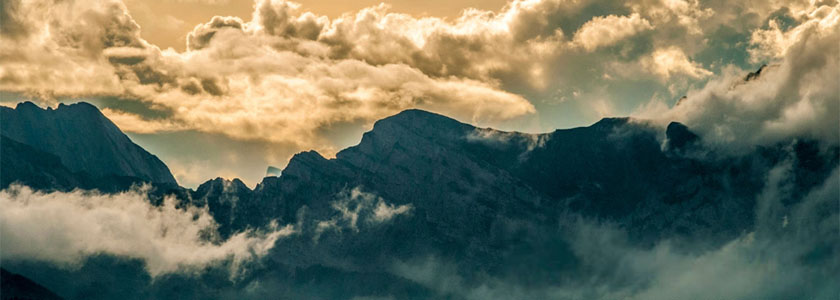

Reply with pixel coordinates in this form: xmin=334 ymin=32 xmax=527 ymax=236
xmin=13 ymin=101 xmax=40 ymax=110
xmin=282 ymin=150 xmax=339 ymax=181
xmin=14 ymin=101 xmax=100 ymax=114
xmin=56 ymin=101 xmax=101 ymax=113
xmin=391 ymin=108 xmax=445 ymax=118
xmin=1 ymin=101 xmax=177 ymax=184
xmin=374 ymin=109 xmax=466 ymax=131
xmin=196 ymin=177 xmax=251 ymax=194
xmin=365 ymin=109 xmax=475 ymax=142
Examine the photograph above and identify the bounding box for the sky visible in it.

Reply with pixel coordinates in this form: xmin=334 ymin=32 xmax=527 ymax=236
xmin=1 ymin=0 xmax=838 ymax=187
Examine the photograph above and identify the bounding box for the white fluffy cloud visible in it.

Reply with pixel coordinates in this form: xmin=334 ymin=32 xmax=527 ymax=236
xmin=0 ymin=184 xmax=292 ymax=277
xmin=316 ymin=187 xmax=413 ymax=236
xmin=0 ymin=0 xmax=541 ymax=153
xmin=637 ymin=3 xmax=840 ymax=148
xmin=572 ymin=13 xmax=652 ymax=51
xmin=642 ymin=46 xmax=713 ymax=80
xmin=748 ymin=4 xmax=839 ymax=62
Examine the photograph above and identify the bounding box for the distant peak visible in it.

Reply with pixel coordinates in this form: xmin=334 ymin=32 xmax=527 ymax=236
xmin=266 ymin=166 xmax=282 ymax=177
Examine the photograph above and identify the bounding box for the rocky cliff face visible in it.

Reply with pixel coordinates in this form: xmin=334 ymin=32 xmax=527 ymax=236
xmin=1 ymin=102 xmax=176 ymax=184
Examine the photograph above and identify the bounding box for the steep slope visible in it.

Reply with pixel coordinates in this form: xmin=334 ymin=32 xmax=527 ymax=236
xmin=1 ymin=268 xmax=64 ymax=300
xmin=0 ymin=135 xmax=152 ymax=192
xmin=1 ymin=135 xmax=84 ymax=190
xmin=0 ymin=102 xmax=176 ymax=184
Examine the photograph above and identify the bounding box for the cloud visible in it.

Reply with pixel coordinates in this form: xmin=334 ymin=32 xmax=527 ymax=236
xmin=316 ymin=187 xmax=413 ymax=236
xmin=1 ymin=0 xmax=836 ymax=183
xmin=639 ymin=0 xmax=713 ymax=36
xmin=175 ymin=0 xmax=230 ymax=4
xmin=636 ymin=3 xmax=840 ymax=148
xmin=0 ymin=0 xmax=539 ymax=154
xmin=572 ymin=13 xmax=652 ymax=51
xmin=0 ymin=0 xmax=138 ymax=98
xmin=371 ymin=198 xmax=413 ymax=223
xmin=642 ymin=46 xmax=713 ymax=80
xmin=0 ymin=184 xmax=293 ymax=277
xmin=101 ymin=107 xmax=187 ymax=134
xmin=748 ymin=4 xmax=838 ymax=62
xmin=186 ymin=15 xmax=246 ymax=51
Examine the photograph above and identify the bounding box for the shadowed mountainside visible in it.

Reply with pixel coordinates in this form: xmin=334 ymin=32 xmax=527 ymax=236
xmin=1 ymin=104 xmax=837 ymax=300
xmin=1 ymin=268 xmax=64 ymax=300
xmin=1 ymin=102 xmax=176 ymax=185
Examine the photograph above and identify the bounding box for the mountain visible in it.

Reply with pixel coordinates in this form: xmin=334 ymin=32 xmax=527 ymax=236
xmin=1 ymin=268 xmax=64 ymax=300
xmin=1 ymin=134 xmax=85 ymax=191
xmin=0 ymin=135 xmax=160 ymax=192
xmin=197 ymin=110 xmax=830 ymax=238
xmin=2 ymin=105 xmax=837 ymax=299
xmin=1 ymin=102 xmax=176 ymax=185
xmin=193 ymin=109 xmax=837 ymax=270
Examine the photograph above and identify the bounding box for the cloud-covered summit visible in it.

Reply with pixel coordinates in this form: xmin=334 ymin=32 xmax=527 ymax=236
xmin=638 ymin=4 xmax=840 ymax=148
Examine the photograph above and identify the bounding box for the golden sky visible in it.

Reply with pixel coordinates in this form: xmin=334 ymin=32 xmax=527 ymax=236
xmin=125 ymin=0 xmax=508 ymax=51
xmin=2 ymin=0 xmax=836 ymax=187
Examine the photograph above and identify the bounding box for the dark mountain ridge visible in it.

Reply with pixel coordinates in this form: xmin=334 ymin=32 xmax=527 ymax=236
xmin=5 ymin=103 xmax=835 ymax=250
xmin=78 ymin=108 xmax=830 ymax=250
xmin=2 ymin=104 xmax=837 ymax=300
xmin=180 ymin=109 xmax=836 ymax=297
xmin=1 ymin=101 xmax=176 ymax=185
